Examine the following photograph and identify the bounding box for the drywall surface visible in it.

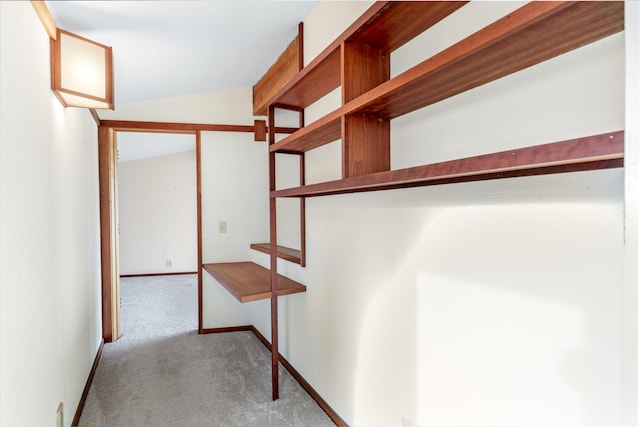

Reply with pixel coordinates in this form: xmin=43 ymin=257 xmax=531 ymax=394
xmin=97 ymin=86 xmax=255 ymax=124
xmin=253 ymin=2 xmax=627 ymax=426
xmin=623 ymin=2 xmax=640 ymax=424
xmin=118 ymin=150 xmax=197 ymax=275
xmin=200 ymin=131 xmax=269 ymax=327
xmin=0 ymin=2 xmax=103 ymax=426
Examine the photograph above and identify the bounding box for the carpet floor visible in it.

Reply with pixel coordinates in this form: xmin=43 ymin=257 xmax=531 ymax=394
xmin=78 ymin=274 xmax=334 ymax=426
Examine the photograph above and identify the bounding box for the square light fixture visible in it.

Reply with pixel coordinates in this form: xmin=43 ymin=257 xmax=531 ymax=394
xmin=51 ymin=28 xmax=114 ymax=109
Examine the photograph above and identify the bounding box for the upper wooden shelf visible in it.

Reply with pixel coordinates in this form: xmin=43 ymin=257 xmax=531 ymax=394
xmin=269 ymin=1 xmax=467 ymax=111
xmin=270 ymin=1 xmax=624 ymax=154
xmin=250 ymin=243 xmax=301 ymax=264
xmin=272 ymin=131 xmax=624 ymax=198
xmin=202 ymin=262 xmax=306 ymax=303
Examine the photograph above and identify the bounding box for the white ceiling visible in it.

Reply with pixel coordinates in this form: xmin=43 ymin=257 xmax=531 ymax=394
xmin=46 ymin=0 xmax=317 ymax=105
xmin=46 ymin=1 xmax=318 ymax=161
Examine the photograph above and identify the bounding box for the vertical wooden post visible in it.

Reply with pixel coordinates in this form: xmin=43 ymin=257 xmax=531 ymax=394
xmin=98 ymin=126 xmax=120 ymax=342
xmin=298 ymin=109 xmax=306 ymax=267
xmin=196 ymin=131 xmax=203 ymax=334
xmin=268 ymin=104 xmax=279 ymax=400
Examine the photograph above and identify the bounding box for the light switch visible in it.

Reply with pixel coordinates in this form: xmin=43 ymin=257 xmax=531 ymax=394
xmin=219 ymin=221 xmax=227 ymax=233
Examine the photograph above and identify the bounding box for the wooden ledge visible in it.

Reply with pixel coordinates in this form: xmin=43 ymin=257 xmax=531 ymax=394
xmin=272 ymin=131 xmax=624 ymax=198
xmin=202 ymin=262 xmax=306 ymax=303
xmin=250 ymin=243 xmax=301 ymax=264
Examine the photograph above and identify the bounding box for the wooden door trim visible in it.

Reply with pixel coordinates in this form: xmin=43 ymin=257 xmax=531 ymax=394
xmin=98 ymin=126 xmax=119 ymax=342
xmin=98 ymin=121 xmax=259 ymax=342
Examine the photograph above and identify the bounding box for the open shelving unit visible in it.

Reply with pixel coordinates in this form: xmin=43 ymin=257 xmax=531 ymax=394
xmin=263 ymin=0 xmax=625 ymax=403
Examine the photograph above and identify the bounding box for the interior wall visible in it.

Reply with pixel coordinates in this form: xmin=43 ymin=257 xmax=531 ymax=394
xmin=118 ymin=150 xmax=197 ymax=275
xmin=251 ymin=2 xmax=627 ymax=426
xmin=623 ymin=2 xmax=640 ymax=424
xmin=0 ymin=2 xmax=103 ymax=426
xmin=200 ymin=131 xmax=268 ymax=328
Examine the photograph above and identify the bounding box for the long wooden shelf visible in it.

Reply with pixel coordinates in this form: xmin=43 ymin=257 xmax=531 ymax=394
xmin=269 ymin=1 xmax=467 ymax=111
xmin=250 ymin=243 xmax=301 ymax=264
xmin=202 ymin=262 xmax=306 ymax=303
xmin=270 ymin=1 xmax=624 ymax=155
xmin=272 ymin=131 xmax=624 ymax=198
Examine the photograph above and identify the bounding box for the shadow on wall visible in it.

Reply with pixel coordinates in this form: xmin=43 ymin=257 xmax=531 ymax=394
xmin=346 ymin=196 xmax=623 ymax=426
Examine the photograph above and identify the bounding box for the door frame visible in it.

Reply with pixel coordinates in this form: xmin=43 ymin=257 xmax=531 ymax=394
xmin=98 ymin=120 xmax=265 ymax=341
xmin=98 ymin=124 xmax=202 ymax=341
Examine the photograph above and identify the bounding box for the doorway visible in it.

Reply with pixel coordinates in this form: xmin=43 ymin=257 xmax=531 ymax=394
xmin=99 ymin=127 xmax=202 ymax=342
xmin=116 ymin=131 xmax=197 ymax=278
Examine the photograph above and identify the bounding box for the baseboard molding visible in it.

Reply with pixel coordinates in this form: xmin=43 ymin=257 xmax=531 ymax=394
xmin=72 ymin=338 xmax=105 ymax=426
xmin=120 ymin=271 xmax=198 ymax=278
xmin=200 ymin=325 xmax=253 ymax=334
xmin=249 ymin=326 xmax=348 ymax=427
xmin=200 ymin=325 xmax=346 ymax=425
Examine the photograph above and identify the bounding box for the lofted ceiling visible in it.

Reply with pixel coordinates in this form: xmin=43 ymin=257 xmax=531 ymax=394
xmin=47 ymin=1 xmax=317 ymax=105
xmin=46 ymin=0 xmax=318 ymax=160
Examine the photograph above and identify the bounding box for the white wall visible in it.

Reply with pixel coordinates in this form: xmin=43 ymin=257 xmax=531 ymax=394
xmin=251 ymin=2 xmax=628 ymax=426
xmin=0 ymin=2 xmax=103 ymax=426
xmin=200 ymin=130 xmax=268 ymax=328
xmin=118 ymin=150 xmax=197 ymax=275
xmin=623 ymin=2 xmax=640 ymax=424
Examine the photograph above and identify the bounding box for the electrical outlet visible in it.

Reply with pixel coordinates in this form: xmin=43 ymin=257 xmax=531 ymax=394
xmin=57 ymin=402 xmax=63 ymax=427
xmin=166 ymin=260 xmax=172 ymax=267
xmin=218 ymin=221 xmax=227 ymax=233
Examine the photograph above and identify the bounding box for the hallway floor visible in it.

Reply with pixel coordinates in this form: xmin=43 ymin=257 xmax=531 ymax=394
xmin=78 ymin=274 xmax=333 ymax=426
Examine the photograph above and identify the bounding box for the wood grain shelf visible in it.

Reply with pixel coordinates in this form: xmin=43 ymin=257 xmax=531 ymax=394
xmin=270 ymin=1 xmax=624 ymax=155
xmin=269 ymin=1 xmax=466 ymax=111
xmin=250 ymin=243 xmax=301 ymax=264
xmin=202 ymin=262 xmax=306 ymax=303
xmin=272 ymin=131 xmax=624 ymax=198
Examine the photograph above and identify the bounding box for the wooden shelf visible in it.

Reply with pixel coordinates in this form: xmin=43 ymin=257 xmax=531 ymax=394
xmin=202 ymin=262 xmax=306 ymax=303
xmin=270 ymin=1 xmax=624 ymax=155
xmin=272 ymin=131 xmax=624 ymax=198
xmin=269 ymin=1 xmax=466 ymax=111
xmin=250 ymin=243 xmax=301 ymax=264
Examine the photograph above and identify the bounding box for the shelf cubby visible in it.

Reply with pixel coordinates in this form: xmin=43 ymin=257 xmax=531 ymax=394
xmin=269 ymin=1 xmax=467 ymax=111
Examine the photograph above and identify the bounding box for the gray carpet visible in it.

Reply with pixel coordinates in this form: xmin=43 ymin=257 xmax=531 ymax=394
xmin=78 ymin=274 xmax=334 ymax=427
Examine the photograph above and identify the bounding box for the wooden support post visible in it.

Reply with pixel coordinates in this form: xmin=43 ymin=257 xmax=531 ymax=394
xmin=268 ymin=104 xmax=279 ymax=400
xmin=196 ymin=131 xmax=203 ymax=334
xmin=254 ymin=119 xmax=267 ymax=142
xmin=298 ymin=109 xmax=306 ymax=267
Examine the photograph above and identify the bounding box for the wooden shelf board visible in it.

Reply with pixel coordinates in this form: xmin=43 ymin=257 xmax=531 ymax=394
xmin=250 ymin=243 xmax=301 ymax=264
xmin=352 ymin=1 xmax=624 ymax=120
xmin=348 ymin=2 xmax=467 ymax=51
xmin=270 ymin=112 xmax=341 ymax=153
xmin=270 ymin=2 xmax=624 ymax=155
xmin=202 ymin=262 xmax=305 ymax=303
xmin=268 ymin=2 xmax=466 ymax=111
xmin=272 ymin=131 xmax=624 ymax=198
